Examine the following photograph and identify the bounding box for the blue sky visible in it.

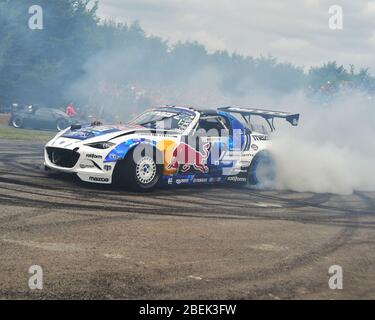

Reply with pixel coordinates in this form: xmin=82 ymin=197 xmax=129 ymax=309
xmin=97 ymin=0 xmax=375 ymax=71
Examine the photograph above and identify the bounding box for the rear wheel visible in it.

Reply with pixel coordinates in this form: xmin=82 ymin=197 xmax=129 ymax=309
xmin=11 ymin=116 xmax=23 ymax=128
xmin=247 ymin=152 xmax=276 ymax=187
xmin=113 ymin=146 xmax=162 ymax=191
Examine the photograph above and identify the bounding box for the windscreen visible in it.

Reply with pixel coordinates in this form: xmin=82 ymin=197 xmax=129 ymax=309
xmin=129 ymin=109 xmax=195 ymax=132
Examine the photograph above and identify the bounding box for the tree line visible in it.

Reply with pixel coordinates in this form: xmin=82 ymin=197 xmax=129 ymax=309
xmin=0 ymin=0 xmax=373 ymax=110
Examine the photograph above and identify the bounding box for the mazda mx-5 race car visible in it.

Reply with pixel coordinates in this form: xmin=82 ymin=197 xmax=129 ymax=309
xmin=44 ymin=105 xmax=299 ymax=190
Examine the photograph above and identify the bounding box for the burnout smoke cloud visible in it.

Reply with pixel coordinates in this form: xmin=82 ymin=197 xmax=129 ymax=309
xmin=269 ymin=91 xmax=375 ymax=195
xmin=70 ymin=39 xmax=375 ymax=195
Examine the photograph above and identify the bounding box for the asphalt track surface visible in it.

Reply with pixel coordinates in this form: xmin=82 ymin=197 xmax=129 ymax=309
xmin=0 ymin=139 xmax=374 ymax=299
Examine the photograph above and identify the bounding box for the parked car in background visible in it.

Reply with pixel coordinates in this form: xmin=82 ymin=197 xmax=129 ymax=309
xmin=9 ymin=106 xmax=76 ymax=131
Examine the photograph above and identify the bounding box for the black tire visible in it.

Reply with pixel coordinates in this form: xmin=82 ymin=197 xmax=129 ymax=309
xmin=113 ymin=146 xmax=162 ymax=191
xmin=11 ymin=116 xmax=24 ymax=128
xmin=247 ymin=152 xmax=276 ymax=187
xmin=56 ymin=119 xmax=69 ymax=131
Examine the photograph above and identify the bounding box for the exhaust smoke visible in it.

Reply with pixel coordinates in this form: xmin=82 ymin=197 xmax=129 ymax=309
xmin=269 ymin=91 xmax=375 ymax=195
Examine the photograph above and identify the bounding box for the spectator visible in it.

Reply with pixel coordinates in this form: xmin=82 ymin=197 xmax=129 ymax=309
xmin=66 ymin=102 xmax=77 ymax=117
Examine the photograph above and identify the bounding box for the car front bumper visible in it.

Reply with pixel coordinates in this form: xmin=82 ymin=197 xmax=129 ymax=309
xmin=44 ymin=147 xmax=114 ymax=184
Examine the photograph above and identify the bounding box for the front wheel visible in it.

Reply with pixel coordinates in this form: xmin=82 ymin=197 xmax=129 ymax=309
xmin=113 ymin=147 xmax=162 ymax=191
xmin=247 ymin=152 xmax=276 ymax=188
xmin=11 ymin=116 xmax=24 ymax=128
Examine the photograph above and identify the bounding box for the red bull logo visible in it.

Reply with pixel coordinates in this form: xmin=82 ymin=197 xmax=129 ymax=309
xmin=167 ymin=142 xmax=211 ymax=173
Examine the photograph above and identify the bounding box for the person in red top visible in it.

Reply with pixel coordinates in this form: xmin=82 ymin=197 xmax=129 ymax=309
xmin=66 ymin=102 xmax=77 ymax=117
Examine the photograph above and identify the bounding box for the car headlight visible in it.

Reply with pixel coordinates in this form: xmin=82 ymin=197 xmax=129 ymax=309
xmin=85 ymin=142 xmax=115 ymax=149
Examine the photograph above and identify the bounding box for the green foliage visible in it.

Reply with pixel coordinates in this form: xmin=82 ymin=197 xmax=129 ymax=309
xmin=0 ymin=126 xmax=54 ymax=141
xmin=0 ymin=0 xmax=99 ymax=105
xmin=0 ymin=0 xmax=373 ymax=108
xmin=308 ymin=62 xmax=375 ymax=91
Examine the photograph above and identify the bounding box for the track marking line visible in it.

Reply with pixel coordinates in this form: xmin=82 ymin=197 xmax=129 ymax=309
xmin=2 ymin=238 xmax=84 ymax=252
xmin=253 ymin=202 xmax=282 ymax=208
xmin=249 ymin=244 xmax=289 ymax=252
xmin=188 ymin=275 xmax=203 ymax=281
xmin=103 ymin=253 xmax=124 ymax=259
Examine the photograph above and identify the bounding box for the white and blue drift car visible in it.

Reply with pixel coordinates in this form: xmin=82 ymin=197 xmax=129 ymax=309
xmin=44 ymin=106 xmax=299 ymax=191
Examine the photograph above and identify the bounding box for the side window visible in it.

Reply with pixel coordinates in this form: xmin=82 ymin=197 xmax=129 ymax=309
xmin=197 ymin=117 xmax=227 ymax=137
xmin=35 ymin=109 xmax=52 ymax=117
xmin=249 ymin=115 xmax=269 ymax=134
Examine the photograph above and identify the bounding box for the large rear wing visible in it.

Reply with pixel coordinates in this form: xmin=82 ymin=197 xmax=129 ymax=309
xmin=218 ymin=106 xmax=300 ymax=131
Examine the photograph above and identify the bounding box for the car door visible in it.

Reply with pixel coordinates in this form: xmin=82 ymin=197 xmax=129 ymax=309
xmin=216 ymin=112 xmax=253 ymax=176
xmin=31 ymin=108 xmax=54 ymax=129
xmin=185 ymin=115 xmax=229 ymax=176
